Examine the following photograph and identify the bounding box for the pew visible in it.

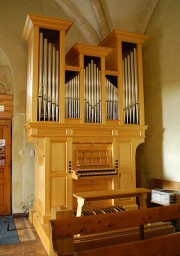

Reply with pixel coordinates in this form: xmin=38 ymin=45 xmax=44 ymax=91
xmin=49 ymin=204 xmax=180 ymax=256
xmin=149 ymin=178 xmax=180 ymax=191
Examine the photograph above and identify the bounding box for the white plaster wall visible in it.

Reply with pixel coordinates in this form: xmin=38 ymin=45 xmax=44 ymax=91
xmin=0 ymin=0 xmax=87 ymax=213
xmin=137 ymin=0 xmax=180 ymax=185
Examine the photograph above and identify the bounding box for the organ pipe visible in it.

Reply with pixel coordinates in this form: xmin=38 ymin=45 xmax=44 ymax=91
xmin=133 ymin=48 xmax=139 ymax=124
xmin=38 ymin=32 xmax=43 ymax=121
xmin=65 ymin=74 xmax=80 ymax=119
xmin=84 ymin=60 xmax=102 ymax=123
xmin=37 ymin=32 xmax=59 ymax=121
xmin=52 ymin=46 xmax=56 ymax=121
xmin=106 ymin=77 xmax=118 ymax=121
xmin=47 ymin=42 xmax=52 ymax=121
xmin=38 ymin=33 xmax=139 ymax=124
xmin=43 ymin=38 xmax=48 ymax=121
xmin=123 ymin=47 xmax=139 ymax=124
xmin=55 ymin=50 xmax=59 ymax=121
xmin=64 ymin=59 xmax=119 ymax=123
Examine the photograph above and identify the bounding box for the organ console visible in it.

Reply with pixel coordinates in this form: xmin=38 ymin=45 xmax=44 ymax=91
xmin=23 ymin=14 xmax=148 ymax=253
xmin=72 ymin=142 xmax=117 ymax=179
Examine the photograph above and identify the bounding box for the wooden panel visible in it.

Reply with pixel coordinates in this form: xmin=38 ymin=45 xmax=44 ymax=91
xmin=25 ymin=30 xmax=35 ymax=122
xmin=51 ymin=177 xmax=66 ymax=207
xmin=73 ymin=143 xmax=112 ymax=169
xmin=0 ymin=185 xmax=4 ymax=205
xmin=34 ymin=157 xmax=45 ymax=213
xmin=0 ymin=169 xmax=4 ymax=179
xmin=73 ymin=178 xmax=112 ymax=193
xmin=118 ymin=142 xmax=132 ymax=168
xmin=119 ymin=172 xmax=132 ymax=189
xmin=51 ymin=142 xmax=66 ymax=172
xmin=76 ymin=150 xmax=111 ymax=166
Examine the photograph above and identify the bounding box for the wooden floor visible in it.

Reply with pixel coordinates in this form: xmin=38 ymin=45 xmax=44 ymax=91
xmin=0 ymin=216 xmax=48 ymax=256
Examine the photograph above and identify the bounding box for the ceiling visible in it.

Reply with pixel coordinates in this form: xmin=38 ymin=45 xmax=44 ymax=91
xmin=53 ymin=0 xmax=160 ymax=44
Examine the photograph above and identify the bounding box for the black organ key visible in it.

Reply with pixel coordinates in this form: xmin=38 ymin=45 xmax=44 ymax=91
xmin=114 ymin=206 xmax=125 ymax=212
xmin=102 ymin=208 xmax=111 ymax=214
xmin=93 ymin=209 xmax=101 ymax=215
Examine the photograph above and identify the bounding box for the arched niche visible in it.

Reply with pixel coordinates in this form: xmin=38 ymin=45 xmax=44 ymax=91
xmin=0 ymin=48 xmax=14 ymax=94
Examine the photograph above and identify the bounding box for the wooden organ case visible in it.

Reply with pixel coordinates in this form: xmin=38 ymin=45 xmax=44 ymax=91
xmin=23 ymin=14 xmax=148 ymax=252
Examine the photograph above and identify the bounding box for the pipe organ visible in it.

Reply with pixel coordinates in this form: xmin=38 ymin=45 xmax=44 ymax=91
xmin=23 ymin=14 xmax=148 ymax=253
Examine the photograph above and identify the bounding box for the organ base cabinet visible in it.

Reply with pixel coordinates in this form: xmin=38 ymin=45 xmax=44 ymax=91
xmin=23 ymin=14 xmax=148 ymax=254
xmin=26 ymin=123 xmax=147 ymax=223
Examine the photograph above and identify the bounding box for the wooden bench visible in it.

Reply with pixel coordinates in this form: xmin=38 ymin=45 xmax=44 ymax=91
xmin=149 ymin=178 xmax=180 ymax=191
xmin=73 ymin=188 xmax=150 ymax=217
xmin=49 ymin=204 xmax=180 ymax=256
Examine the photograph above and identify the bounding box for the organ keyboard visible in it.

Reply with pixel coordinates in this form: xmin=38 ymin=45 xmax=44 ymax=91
xmin=72 ymin=167 xmax=118 ymax=179
xmin=74 ymin=206 xmax=125 ymax=216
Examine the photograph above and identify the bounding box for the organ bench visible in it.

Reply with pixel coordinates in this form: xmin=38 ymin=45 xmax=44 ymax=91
xmin=73 ymin=187 xmax=150 ymax=217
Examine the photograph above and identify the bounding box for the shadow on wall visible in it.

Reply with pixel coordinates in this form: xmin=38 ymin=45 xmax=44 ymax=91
xmin=0 ymin=48 xmax=14 ymax=94
xmin=136 ymin=29 xmax=164 ymax=187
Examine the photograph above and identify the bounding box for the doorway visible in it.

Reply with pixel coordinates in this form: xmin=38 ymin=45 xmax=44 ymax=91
xmin=0 ymin=119 xmax=12 ymax=215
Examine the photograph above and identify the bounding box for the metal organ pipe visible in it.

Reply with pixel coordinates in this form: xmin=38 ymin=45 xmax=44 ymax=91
xmin=55 ymin=51 xmax=59 ymax=121
xmin=127 ymin=54 xmax=132 ymax=124
xmin=43 ymin=38 xmax=48 ymax=121
xmin=97 ymin=69 xmax=101 ymax=123
xmin=51 ymin=46 xmax=56 ymax=121
xmin=133 ymin=48 xmax=139 ymax=124
xmin=65 ymin=59 xmax=119 ymax=123
xmin=123 ymin=57 xmax=128 ymax=123
xmin=123 ymin=47 xmax=139 ymax=124
xmin=37 ymin=32 xmax=59 ymax=121
xmin=37 ymin=35 xmax=139 ymax=125
xmin=106 ymin=77 xmax=118 ymax=121
xmin=38 ymin=33 xmax=43 ymax=121
xmin=84 ymin=66 xmax=88 ymax=121
xmin=130 ymin=51 xmax=135 ymax=124
xmin=65 ymin=74 xmax=80 ymax=119
xmin=83 ymin=60 xmax=102 ymax=123
xmin=47 ymin=42 xmax=52 ymax=121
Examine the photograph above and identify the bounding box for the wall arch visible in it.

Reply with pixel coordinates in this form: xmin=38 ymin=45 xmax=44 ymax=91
xmin=0 ymin=48 xmax=14 ymax=94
